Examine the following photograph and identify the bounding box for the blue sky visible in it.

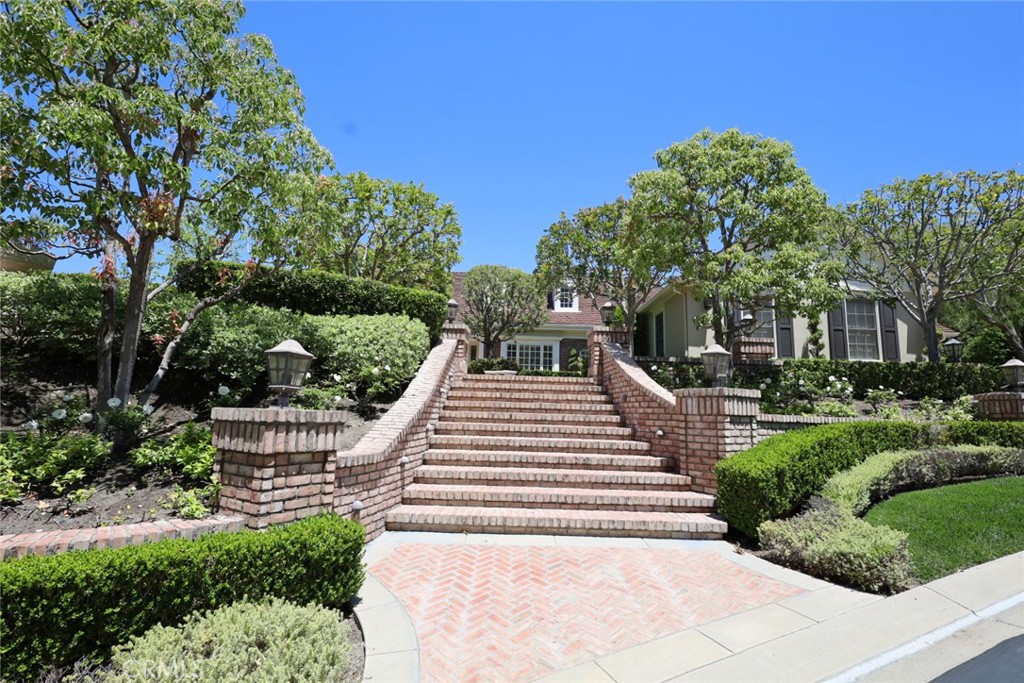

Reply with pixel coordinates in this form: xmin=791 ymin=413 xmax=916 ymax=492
xmin=54 ymin=1 xmax=1024 ymax=275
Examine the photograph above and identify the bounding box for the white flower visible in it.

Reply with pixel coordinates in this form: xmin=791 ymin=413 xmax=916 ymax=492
xmin=371 ymin=367 xmax=380 ymax=376
xmin=332 ymin=373 xmax=341 ymax=383
xmin=78 ymin=412 xmax=93 ymax=424
xmin=651 ymin=365 xmax=658 ymax=371
xmin=107 ymin=397 xmax=122 ymax=409
xmin=842 ymin=377 xmax=848 ymax=381
xmin=879 ymin=385 xmax=885 ymax=390
xmin=897 ymin=391 xmax=904 ymax=397
xmin=759 ymin=383 xmax=766 ymax=390
xmin=384 ymin=364 xmax=391 ymax=372
xmin=27 ymin=420 xmax=38 ymax=430
xmin=828 ymin=376 xmax=836 ymax=382
xmin=333 ymin=395 xmax=342 ymax=403
xmin=52 ymin=409 xmax=67 ymax=420
xmin=764 ymin=378 xmax=772 ymax=385
xmin=142 ymin=405 xmax=155 ymax=415
xmin=218 ymin=385 xmax=230 ymax=396
xmin=62 ymin=394 xmax=74 ymax=403
xmin=798 ymin=379 xmax=805 ymax=385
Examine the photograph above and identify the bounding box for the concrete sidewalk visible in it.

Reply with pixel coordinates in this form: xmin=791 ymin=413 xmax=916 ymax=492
xmin=354 ymin=532 xmax=1024 ymax=683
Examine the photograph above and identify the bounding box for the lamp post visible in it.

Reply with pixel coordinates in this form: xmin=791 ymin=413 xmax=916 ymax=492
xmin=447 ymin=298 xmax=459 ymax=323
xmin=1000 ymin=358 xmax=1024 ymax=391
xmin=600 ymin=301 xmax=617 ymax=327
xmin=701 ymin=343 xmax=732 ymax=388
xmin=942 ymin=337 xmax=964 ymax=363
xmin=264 ymin=339 xmax=315 ymax=408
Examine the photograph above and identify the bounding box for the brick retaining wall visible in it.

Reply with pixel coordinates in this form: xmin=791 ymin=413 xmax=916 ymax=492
xmin=0 ymin=514 xmax=244 ymax=560
xmin=975 ymin=392 xmax=1024 ymax=421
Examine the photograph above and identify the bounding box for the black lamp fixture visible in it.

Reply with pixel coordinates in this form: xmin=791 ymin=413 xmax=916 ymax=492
xmin=447 ymin=298 xmax=459 ymax=323
xmin=701 ymin=343 xmax=732 ymax=388
xmin=600 ymin=301 xmax=617 ymax=327
xmin=942 ymin=337 xmax=964 ymax=362
xmin=264 ymin=339 xmax=315 ymax=407
xmin=1000 ymin=358 xmax=1024 ymax=391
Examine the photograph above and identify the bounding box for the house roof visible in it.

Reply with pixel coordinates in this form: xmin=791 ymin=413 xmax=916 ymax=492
xmin=451 ymin=272 xmax=610 ymax=328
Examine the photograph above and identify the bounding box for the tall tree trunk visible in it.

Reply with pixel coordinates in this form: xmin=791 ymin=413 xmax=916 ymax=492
xmin=95 ymin=240 xmax=118 ymax=408
xmin=112 ymin=237 xmax=155 ymax=401
xmin=924 ymin=308 xmax=941 ymax=363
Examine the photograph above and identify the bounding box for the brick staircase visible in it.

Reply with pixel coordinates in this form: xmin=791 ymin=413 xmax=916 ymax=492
xmin=386 ymin=374 xmax=727 ymax=539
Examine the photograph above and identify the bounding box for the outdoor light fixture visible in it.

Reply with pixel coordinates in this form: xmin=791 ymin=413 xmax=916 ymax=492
xmin=942 ymin=337 xmax=964 ymax=362
xmin=1000 ymin=358 xmax=1024 ymax=391
xmin=264 ymin=339 xmax=315 ymax=407
xmin=701 ymin=343 xmax=732 ymax=388
xmin=447 ymin=298 xmax=459 ymax=323
xmin=601 ymin=301 xmax=617 ymax=326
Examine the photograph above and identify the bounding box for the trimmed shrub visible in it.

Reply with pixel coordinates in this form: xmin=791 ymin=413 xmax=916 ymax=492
xmin=468 ymin=358 xmax=521 ymax=374
xmin=176 ymin=261 xmax=448 ymax=340
xmin=715 ymin=422 xmax=935 ymax=538
xmin=759 ymin=501 xmax=914 ymax=595
xmin=101 ymin=598 xmax=351 ymax=683
xmin=944 ymin=421 xmax=1024 ymax=448
xmin=0 ymin=514 xmax=365 ymax=682
xmin=823 ymin=445 xmax=1024 ymax=516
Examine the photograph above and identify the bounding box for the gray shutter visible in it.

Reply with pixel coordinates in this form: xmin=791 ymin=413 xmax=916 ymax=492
xmin=828 ymin=306 xmax=848 ymax=359
xmin=878 ymin=301 xmax=900 ymax=361
xmin=776 ymin=317 xmax=795 ymax=358
xmin=547 ymin=292 xmax=555 ymax=309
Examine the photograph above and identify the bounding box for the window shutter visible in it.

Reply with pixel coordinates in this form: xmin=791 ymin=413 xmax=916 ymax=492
xmin=828 ymin=306 xmax=848 ymax=359
xmin=547 ymin=292 xmax=554 ymax=310
xmin=776 ymin=317 xmax=795 ymax=358
xmin=878 ymin=301 xmax=900 ymax=361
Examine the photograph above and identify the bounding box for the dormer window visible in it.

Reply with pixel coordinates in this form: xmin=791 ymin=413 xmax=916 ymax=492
xmin=553 ymin=286 xmax=578 ymax=311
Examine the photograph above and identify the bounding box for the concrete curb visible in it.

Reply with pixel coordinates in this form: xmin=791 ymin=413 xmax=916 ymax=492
xmin=354 ymin=567 xmax=420 ymax=682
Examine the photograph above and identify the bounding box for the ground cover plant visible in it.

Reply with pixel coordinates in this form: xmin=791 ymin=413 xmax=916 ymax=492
xmin=865 ymin=477 xmax=1024 ymax=582
xmin=0 ymin=514 xmax=365 ymax=682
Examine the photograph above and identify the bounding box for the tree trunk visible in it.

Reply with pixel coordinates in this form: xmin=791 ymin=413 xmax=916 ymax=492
xmin=95 ymin=240 xmax=118 ymax=408
xmin=112 ymin=237 xmax=156 ymax=402
xmin=924 ymin=308 xmax=941 ymax=363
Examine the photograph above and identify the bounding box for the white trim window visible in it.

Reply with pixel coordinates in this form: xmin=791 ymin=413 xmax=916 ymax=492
xmin=845 ymin=299 xmax=880 ymax=360
xmin=553 ymin=286 xmax=578 ymax=312
xmin=746 ymin=308 xmax=775 ymax=341
xmin=503 ymin=341 xmax=557 ymax=371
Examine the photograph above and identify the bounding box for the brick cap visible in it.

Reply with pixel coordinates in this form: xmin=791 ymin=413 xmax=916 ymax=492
xmin=758 ymin=412 xmax=859 ymax=424
xmin=974 ymin=391 xmax=1024 ymax=400
xmin=673 ymin=387 xmax=761 ymax=399
xmin=601 ymin=342 xmax=675 ymax=408
xmin=211 ymin=407 xmax=348 ymax=425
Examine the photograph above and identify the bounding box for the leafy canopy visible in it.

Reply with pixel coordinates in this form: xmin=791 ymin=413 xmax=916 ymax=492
xmin=629 ymin=129 xmax=841 ymax=348
xmin=461 ymin=265 xmax=547 ymax=358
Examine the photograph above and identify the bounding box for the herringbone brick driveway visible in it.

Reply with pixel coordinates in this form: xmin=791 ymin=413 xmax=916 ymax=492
xmin=370 ymin=544 xmax=805 ymax=682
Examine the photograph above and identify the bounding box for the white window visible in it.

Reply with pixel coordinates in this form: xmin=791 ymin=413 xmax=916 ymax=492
xmin=505 ymin=342 xmax=555 ymax=371
xmin=846 ymin=299 xmax=880 ymax=360
xmin=746 ymin=308 xmax=775 ymax=341
xmin=553 ymin=286 xmax=578 ymax=311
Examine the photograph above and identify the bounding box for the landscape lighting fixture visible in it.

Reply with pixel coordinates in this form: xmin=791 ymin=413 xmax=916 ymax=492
xmin=264 ymin=339 xmax=315 ymax=408
xmin=701 ymin=344 xmax=732 ymax=388
xmin=601 ymin=301 xmax=617 ymax=327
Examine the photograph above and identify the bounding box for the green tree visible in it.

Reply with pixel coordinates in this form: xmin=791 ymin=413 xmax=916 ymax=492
xmin=536 ymin=197 xmax=675 ymax=355
xmin=835 ymin=171 xmax=1024 ymax=362
xmin=1 ymin=0 xmax=328 ymax=406
xmin=461 ymin=265 xmax=547 ymax=358
xmin=289 ymin=171 xmax=461 ymax=293
xmin=629 ymin=129 xmax=843 ymax=351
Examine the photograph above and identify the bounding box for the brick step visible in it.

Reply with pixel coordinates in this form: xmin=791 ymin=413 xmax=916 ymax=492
xmin=403 ymin=484 xmax=716 ymax=512
xmin=428 ymin=434 xmax=651 ymax=454
xmin=449 ymin=383 xmax=608 ymax=396
xmin=460 ymin=375 xmax=599 ymax=387
xmin=439 ymin=410 xmax=624 ymax=426
xmin=448 ymin=387 xmax=606 ymax=403
xmin=433 ymin=421 xmax=635 ymax=440
xmin=413 ymin=465 xmax=689 ymax=490
xmin=385 ymin=505 xmax=727 ymax=539
xmin=442 ymin=400 xmax=617 ymax=414
xmin=422 ymin=449 xmax=672 ymax=471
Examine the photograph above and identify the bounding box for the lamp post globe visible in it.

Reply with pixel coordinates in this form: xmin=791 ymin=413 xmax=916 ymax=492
xmin=701 ymin=343 xmax=732 ymax=388
xmin=942 ymin=337 xmax=964 ymax=362
xmin=264 ymin=339 xmax=315 ymax=408
xmin=446 ymin=298 xmax=459 ymax=323
xmin=1000 ymin=358 xmax=1024 ymax=391
xmin=600 ymin=301 xmax=617 ymax=327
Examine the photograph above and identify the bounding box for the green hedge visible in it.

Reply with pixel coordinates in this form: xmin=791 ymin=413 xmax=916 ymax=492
xmin=0 ymin=514 xmax=365 ymax=683
xmin=716 ymin=421 xmax=1024 ymax=539
xmin=638 ymin=356 xmax=1002 ymax=401
xmin=177 ymin=261 xmax=448 ymax=340
xmin=715 ymin=422 xmax=935 ymax=538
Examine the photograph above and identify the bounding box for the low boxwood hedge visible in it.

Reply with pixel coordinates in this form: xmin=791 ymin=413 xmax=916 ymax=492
xmin=177 ymin=261 xmax=448 ymax=340
xmin=0 ymin=514 xmax=365 ymax=683
xmin=716 ymin=421 xmax=1024 ymax=539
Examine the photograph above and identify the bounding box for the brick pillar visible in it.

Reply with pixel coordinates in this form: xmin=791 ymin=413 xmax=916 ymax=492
xmin=587 ymin=327 xmax=630 ymax=378
xmin=211 ymin=408 xmax=347 ymax=529
xmin=974 ymin=392 xmax=1024 ymax=421
xmin=442 ymin=322 xmax=469 ymax=377
xmin=674 ymin=388 xmax=761 ymax=494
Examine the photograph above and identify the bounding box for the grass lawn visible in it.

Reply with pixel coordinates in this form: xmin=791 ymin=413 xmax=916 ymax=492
xmin=865 ymin=476 xmax=1024 ymax=582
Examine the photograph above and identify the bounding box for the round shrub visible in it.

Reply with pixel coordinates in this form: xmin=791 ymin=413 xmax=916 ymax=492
xmin=102 ymin=598 xmax=351 ymax=683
